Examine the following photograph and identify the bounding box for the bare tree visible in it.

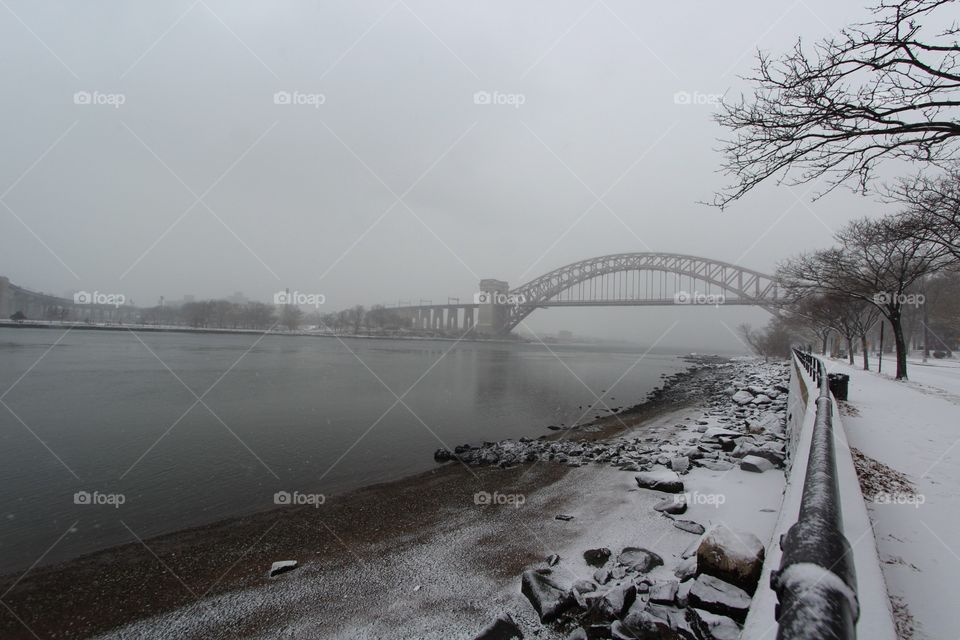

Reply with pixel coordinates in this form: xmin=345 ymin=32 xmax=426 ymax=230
xmin=780 ymin=216 xmax=947 ymax=378
xmin=714 ymin=0 xmax=960 ymax=208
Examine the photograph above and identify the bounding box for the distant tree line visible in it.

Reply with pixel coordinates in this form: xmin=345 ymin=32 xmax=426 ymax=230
xmin=137 ymin=301 xmax=413 ymax=334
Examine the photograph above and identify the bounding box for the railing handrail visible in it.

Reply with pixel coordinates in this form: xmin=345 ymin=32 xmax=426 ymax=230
xmin=771 ymin=349 xmax=859 ymax=639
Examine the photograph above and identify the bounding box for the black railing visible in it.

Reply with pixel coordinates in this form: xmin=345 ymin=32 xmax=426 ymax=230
xmin=771 ymin=349 xmax=859 ymax=639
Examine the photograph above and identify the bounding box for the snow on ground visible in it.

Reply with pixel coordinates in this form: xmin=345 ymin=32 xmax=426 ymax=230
xmin=826 ymin=356 xmax=960 ymax=640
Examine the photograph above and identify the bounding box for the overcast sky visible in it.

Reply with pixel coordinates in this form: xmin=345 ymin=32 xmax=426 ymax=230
xmin=1 ymin=1 xmax=906 ymax=350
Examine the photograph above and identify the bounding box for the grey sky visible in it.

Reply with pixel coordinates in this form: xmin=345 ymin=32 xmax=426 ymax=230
xmin=1 ymin=1 xmax=900 ymax=350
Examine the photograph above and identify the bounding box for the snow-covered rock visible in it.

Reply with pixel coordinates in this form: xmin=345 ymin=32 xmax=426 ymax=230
xmin=696 ymin=524 xmax=765 ymax=594
xmin=634 ymin=471 xmax=684 ymax=493
xmin=268 ymin=560 xmax=298 ymax=577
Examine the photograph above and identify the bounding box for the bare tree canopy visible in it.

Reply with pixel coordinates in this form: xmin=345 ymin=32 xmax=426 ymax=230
xmin=714 ymin=0 xmax=960 ymax=208
xmin=887 ymin=163 xmax=960 ymax=258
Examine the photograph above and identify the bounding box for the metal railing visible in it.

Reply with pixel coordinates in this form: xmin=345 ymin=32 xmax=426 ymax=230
xmin=770 ymin=349 xmax=859 ymax=639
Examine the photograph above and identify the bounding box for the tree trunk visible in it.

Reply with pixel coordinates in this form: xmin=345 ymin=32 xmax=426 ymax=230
xmin=821 ymin=333 xmax=828 ymax=355
xmin=847 ymin=336 xmax=854 ymax=365
xmin=890 ymin=313 xmax=909 ymax=380
xmin=861 ymin=335 xmax=869 ymax=370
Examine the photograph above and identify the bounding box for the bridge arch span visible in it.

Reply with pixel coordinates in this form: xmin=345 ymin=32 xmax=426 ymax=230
xmin=502 ymin=252 xmax=780 ymax=333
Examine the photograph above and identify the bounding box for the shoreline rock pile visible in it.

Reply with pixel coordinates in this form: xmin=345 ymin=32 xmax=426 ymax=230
xmin=487 ymin=523 xmax=766 ymax=640
xmin=436 ymin=359 xmax=791 ymax=480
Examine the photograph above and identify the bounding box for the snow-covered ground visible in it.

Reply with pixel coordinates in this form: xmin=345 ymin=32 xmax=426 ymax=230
xmin=826 ymin=356 xmax=960 ymax=640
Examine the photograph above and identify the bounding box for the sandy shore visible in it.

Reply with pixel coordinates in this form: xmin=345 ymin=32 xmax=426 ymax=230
xmin=0 ymin=361 xmax=786 ymax=639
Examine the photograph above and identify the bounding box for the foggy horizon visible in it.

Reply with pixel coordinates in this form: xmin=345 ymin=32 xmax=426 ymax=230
xmin=0 ymin=1 xmax=909 ymax=347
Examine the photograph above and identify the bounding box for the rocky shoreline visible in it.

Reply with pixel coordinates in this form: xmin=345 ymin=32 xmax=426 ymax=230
xmin=457 ymin=358 xmax=791 ymax=640
xmin=0 ymin=357 xmax=790 ymax=640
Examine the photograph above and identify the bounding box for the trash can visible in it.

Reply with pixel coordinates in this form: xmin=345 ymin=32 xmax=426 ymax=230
xmin=827 ymin=373 xmax=850 ymax=401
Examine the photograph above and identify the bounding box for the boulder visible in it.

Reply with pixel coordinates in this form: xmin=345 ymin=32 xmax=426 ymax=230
xmin=653 ymin=494 xmax=687 ymax=515
xmin=672 ymin=519 xmax=705 ymax=535
xmin=583 ymin=583 xmax=637 ymax=622
xmin=696 ymin=525 xmax=765 ymax=594
xmin=634 ymin=471 xmax=684 ymax=493
xmin=739 ymin=455 xmax=774 ymax=473
xmin=649 ymin=581 xmax=679 ymax=605
xmin=617 ymin=547 xmax=664 ymax=573
xmin=584 ymin=547 xmax=612 ymax=567
xmin=687 ymin=574 xmax=751 ymax=622
xmin=521 ymin=569 xmax=574 ymax=622
xmin=731 ymin=390 xmax=754 ymax=405
xmin=473 ymin=613 xmax=523 ymax=640
xmin=687 ymin=608 xmax=741 ymax=640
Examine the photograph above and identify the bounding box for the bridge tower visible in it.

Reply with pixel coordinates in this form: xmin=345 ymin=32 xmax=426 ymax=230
xmin=475 ymin=279 xmax=510 ymax=335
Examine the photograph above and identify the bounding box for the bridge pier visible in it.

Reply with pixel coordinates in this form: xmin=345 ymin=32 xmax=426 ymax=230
xmin=476 ymin=279 xmax=510 ymax=336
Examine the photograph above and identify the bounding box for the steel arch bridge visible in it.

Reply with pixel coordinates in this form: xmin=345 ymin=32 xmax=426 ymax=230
xmin=387 ymin=252 xmax=781 ymax=336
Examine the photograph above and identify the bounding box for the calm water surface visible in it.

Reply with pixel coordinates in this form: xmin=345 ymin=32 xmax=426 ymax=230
xmin=0 ymin=328 xmax=690 ymax=572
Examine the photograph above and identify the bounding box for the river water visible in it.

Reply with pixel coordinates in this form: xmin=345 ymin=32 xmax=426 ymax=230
xmin=0 ymin=327 xmax=690 ymax=573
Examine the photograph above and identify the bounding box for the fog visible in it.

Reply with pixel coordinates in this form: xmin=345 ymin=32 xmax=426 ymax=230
xmin=1 ymin=1 xmax=898 ymax=350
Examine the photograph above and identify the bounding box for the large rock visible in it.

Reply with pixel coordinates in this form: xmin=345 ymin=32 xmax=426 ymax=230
xmin=653 ymin=494 xmax=687 ymax=515
xmin=521 ymin=569 xmax=574 ymax=622
xmin=731 ymin=390 xmax=754 ymax=405
xmin=687 ymin=574 xmax=751 ymax=622
xmin=634 ymin=471 xmax=684 ymax=493
xmin=687 ymin=608 xmax=741 ymax=640
xmin=739 ymin=455 xmax=774 ymax=473
xmin=697 ymin=525 xmax=765 ymax=594
xmin=583 ymin=582 xmax=637 ymax=622
xmin=617 ymin=547 xmax=664 ymax=573
xmin=584 ymin=547 xmax=612 ymax=567
xmin=473 ymin=613 xmax=524 ymax=640
xmin=672 ymin=519 xmax=705 ymax=535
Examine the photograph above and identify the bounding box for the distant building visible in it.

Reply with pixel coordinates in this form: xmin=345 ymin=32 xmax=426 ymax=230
xmin=558 ymin=330 xmax=574 ymax=341
xmin=227 ymin=291 xmax=248 ymax=304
